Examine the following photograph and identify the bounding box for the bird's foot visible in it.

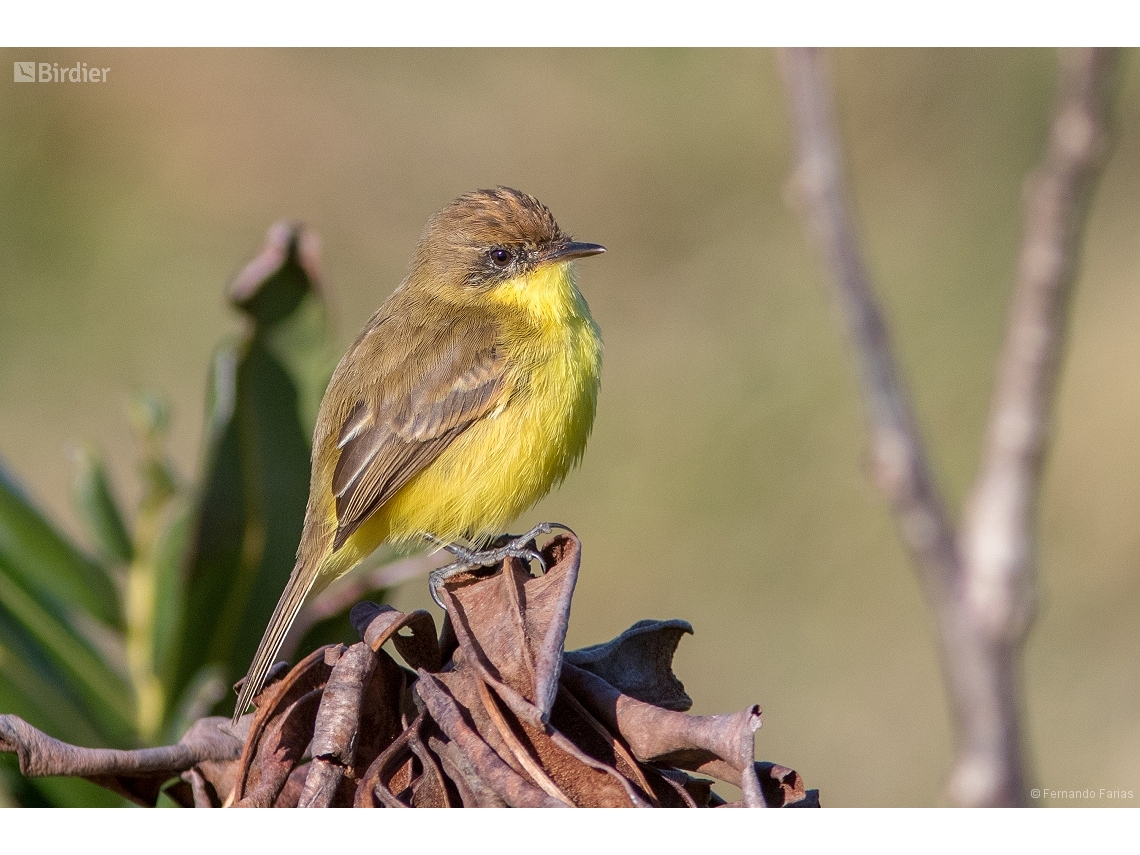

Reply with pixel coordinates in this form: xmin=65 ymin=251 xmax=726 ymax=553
xmin=426 ymin=522 xmax=571 ymax=608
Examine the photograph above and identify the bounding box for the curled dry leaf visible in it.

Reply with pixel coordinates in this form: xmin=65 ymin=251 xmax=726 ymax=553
xmin=0 ymin=530 xmax=818 ymax=807
xmin=565 ymin=618 xmax=694 ymax=711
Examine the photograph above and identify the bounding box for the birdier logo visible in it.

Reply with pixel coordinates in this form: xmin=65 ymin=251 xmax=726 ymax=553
xmin=13 ymin=61 xmax=110 ymax=83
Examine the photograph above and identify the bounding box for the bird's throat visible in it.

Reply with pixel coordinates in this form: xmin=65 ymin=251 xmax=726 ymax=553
xmin=493 ymin=261 xmax=591 ymax=328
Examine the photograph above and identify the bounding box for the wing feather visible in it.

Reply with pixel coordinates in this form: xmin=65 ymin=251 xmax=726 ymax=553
xmin=329 ymin=314 xmax=508 ymax=551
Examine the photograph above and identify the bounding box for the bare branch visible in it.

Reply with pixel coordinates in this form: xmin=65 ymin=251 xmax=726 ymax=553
xmin=0 ymin=714 xmax=241 ymax=806
xmin=0 ymin=714 xmax=240 ymax=778
xmin=950 ymin=47 xmax=1119 ymax=807
xmin=961 ymin=48 xmax=1120 ymax=639
xmin=780 ymin=47 xmax=1119 ymax=807
xmin=778 ymin=47 xmax=960 ymax=604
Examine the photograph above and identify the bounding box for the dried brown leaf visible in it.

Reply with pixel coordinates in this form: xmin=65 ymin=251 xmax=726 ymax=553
xmin=234 ymin=689 xmax=322 ymax=807
xmin=416 ymin=670 xmax=567 ymax=808
xmin=565 ymin=619 xmax=694 ymax=711
xmin=350 ymin=601 xmax=441 ymax=672
xmin=2 ymin=531 xmax=817 ymax=808
xmin=439 ymin=533 xmax=579 ymax=719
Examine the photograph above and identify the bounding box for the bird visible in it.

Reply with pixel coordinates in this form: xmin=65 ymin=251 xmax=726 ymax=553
xmin=232 ymin=187 xmax=604 ymax=723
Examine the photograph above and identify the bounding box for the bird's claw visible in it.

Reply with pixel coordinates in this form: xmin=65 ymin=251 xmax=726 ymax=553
xmin=426 ymin=522 xmax=570 ymax=608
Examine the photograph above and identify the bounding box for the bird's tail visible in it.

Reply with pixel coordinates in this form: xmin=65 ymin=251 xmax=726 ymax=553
xmin=231 ymin=558 xmax=320 ymax=725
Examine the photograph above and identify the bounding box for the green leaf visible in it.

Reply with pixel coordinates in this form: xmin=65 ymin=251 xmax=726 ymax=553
xmin=152 ymin=502 xmax=189 ymax=699
xmin=116 ymin=393 xmax=186 ymax=742
xmin=162 ymin=663 xmax=226 ymax=745
xmin=26 ymin=775 xmax=128 ymax=808
xmin=0 ymin=462 xmax=122 ymax=629
xmin=264 ymin=292 xmax=334 ymax=436
xmin=0 ymin=753 xmax=126 ymax=808
xmin=167 ymin=348 xmax=247 ymax=702
xmin=0 ymin=644 xmax=107 ymax=748
xmin=0 ymin=555 xmax=134 ymax=736
xmin=172 ymin=341 xmax=314 ymax=707
xmin=169 ymin=224 xmax=330 ymax=711
xmin=69 ymin=444 xmax=134 ymax=567
xmin=229 ymin=221 xmax=322 ymax=331
xmin=127 ymin=393 xmax=180 ymax=512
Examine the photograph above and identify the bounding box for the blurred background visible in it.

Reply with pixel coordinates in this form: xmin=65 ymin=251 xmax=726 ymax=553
xmin=0 ymin=48 xmax=1137 ymax=807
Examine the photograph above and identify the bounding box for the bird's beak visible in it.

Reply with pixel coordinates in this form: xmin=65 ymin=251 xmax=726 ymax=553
xmin=547 ymin=241 xmax=606 ymax=262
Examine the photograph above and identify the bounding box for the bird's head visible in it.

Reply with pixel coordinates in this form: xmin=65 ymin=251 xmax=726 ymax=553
xmin=408 ymin=187 xmax=605 ymax=304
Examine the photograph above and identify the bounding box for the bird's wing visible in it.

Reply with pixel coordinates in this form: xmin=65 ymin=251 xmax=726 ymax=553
xmin=329 ymin=313 xmax=509 ymax=550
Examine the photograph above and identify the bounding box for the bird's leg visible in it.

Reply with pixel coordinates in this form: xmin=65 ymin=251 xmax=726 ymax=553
xmin=423 ymin=532 xmax=474 ymax=561
xmin=425 ymin=523 xmax=571 ymax=608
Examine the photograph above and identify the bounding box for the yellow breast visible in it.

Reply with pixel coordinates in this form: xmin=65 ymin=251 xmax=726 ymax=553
xmin=345 ymin=260 xmax=601 ymax=558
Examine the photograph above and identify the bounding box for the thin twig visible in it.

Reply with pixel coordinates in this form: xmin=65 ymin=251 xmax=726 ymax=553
xmin=779 ymin=47 xmax=1118 ymax=806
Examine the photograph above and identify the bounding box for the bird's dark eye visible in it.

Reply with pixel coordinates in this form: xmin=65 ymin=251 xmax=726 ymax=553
xmin=489 ymin=248 xmax=513 ymax=267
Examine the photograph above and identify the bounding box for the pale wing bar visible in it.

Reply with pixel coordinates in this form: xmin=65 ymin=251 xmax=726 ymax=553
xmin=330 ymin=345 xmax=507 ymax=551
